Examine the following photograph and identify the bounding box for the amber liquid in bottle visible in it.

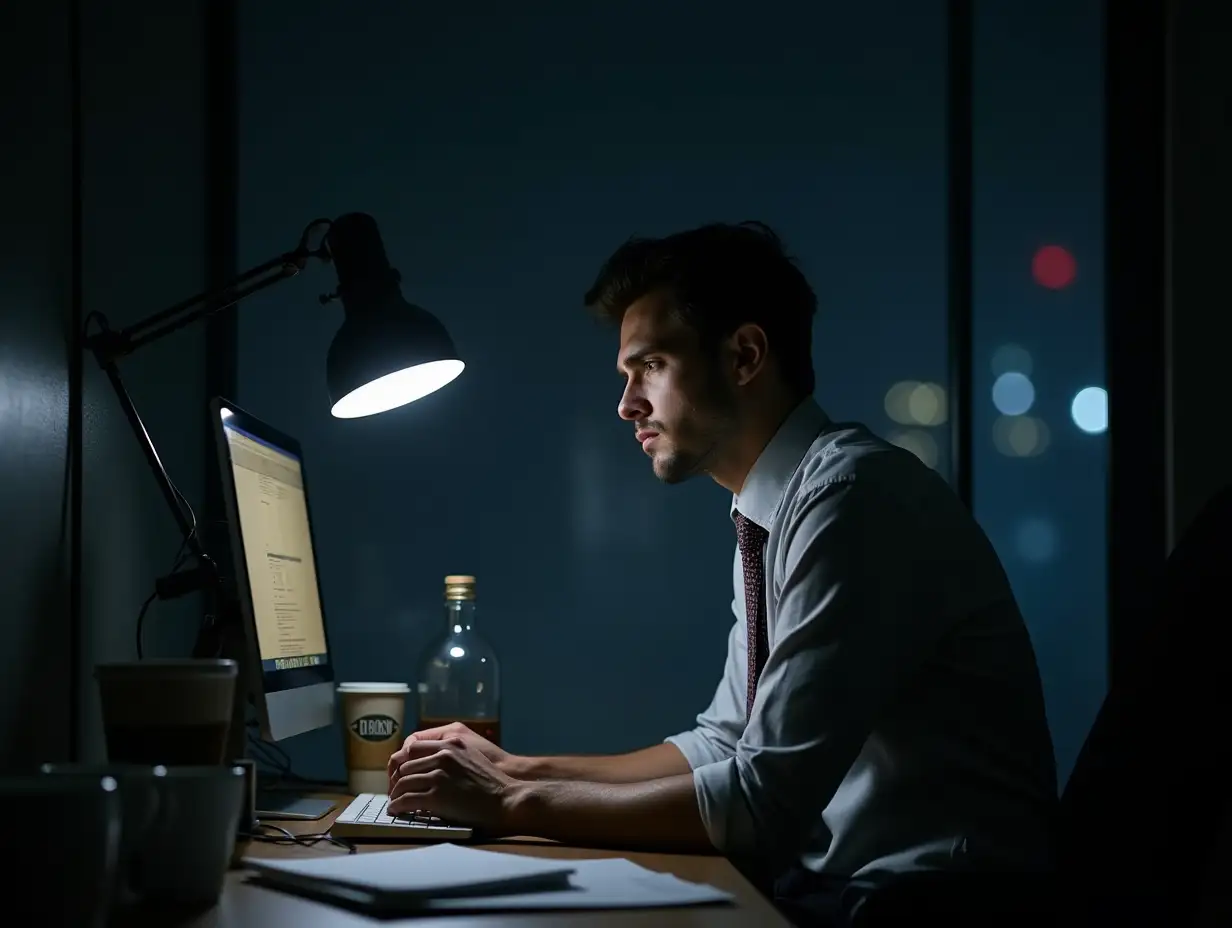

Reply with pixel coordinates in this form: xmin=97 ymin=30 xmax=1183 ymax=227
xmin=416 ymin=575 xmax=502 ymax=746
xmin=416 ymin=717 xmax=502 ymax=747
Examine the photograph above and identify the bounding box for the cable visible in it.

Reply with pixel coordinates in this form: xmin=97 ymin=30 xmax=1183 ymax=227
xmin=134 ymin=591 xmax=158 ymax=660
xmin=254 ymin=726 xmax=292 ymax=765
xmin=260 ymin=737 xmax=294 ymax=772
xmin=169 ymin=473 xmax=199 ymax=542
xmin=245 ymin=719 xmax=287 ymax=763
xmin=241 ymin=822 xmax=355 ymax=854
xmin=135 ymin=535 xmax=193 ymax=659
xmin=247 ymin=737 xmax=291 ymax=778
xmin=245 ymin=724 xmax=318 ymax=786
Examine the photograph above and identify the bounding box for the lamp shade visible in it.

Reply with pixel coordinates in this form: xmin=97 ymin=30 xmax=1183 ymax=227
xmin=326 ymin=300 xmax=464 ymax=418
xmin=321 ymin=213 xmax=464 ymax=418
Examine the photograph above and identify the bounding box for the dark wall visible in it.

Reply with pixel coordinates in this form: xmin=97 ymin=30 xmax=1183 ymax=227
xmin=0 ymin=0 xmax=74 ymax=769
xmin=76 ymin=0 xmax=211 ymax=761
xmin=0 ymin=0 xmax=212 ymax=766
xmin=1169 ymin=0 xmax=1231 ymax=544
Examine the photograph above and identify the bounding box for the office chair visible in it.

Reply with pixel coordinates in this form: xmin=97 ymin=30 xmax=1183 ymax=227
xmin=847 ymin=485 xmax=1232 ymax=928
xmin=1055 ymin=484 xmax=1230 ymax=926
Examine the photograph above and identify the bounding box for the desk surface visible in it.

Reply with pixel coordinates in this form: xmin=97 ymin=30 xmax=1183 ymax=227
xmin=170 ymin=794 xmax=790 ymax=927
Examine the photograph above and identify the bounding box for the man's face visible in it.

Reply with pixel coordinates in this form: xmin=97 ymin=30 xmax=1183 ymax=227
xmin=616 ymin=292 xmax=738 ymax=484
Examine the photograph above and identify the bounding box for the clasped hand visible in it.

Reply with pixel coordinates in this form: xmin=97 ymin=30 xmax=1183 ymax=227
xmin=384 ymin=723 xmax=517 ymax=828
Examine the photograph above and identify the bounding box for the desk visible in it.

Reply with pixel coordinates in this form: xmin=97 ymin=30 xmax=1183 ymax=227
xmin=163 ymin=794 xmax=791 ymax=926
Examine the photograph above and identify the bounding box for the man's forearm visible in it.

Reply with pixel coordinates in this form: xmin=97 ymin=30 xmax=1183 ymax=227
xmin=503 ymin=742 xmax=691 ymax=784
xmin=501 ymin=772 xmax=713 ymax=853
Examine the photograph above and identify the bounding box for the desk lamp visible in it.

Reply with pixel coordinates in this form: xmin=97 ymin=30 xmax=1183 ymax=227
xmin=81 ymin=212 xmax=464 ymax=641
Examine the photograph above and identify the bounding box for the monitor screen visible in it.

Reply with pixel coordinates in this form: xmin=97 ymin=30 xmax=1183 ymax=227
xmin=214 ymin=400 xmax=334 ymax=741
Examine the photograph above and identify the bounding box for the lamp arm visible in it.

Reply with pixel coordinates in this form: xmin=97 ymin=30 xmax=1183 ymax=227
xmin=79 ymin=220 xmax=334 ymax=612
xmin=87 ymin=218 xmax=334 ymax=362
xmin=94 ymin=350 xmax=214 ymax=573
xmin=117 ymin=251 xmax=305 ymax=356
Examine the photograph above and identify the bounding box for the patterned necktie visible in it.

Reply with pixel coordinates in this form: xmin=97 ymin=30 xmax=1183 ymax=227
xmin=735 ymin=511 xmax=770 ymax=720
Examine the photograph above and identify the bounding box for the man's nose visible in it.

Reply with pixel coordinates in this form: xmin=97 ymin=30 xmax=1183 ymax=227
xmin=618 ymin=386 xmax=648 ymax=421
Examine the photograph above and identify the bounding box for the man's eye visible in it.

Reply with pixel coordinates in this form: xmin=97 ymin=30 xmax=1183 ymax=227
xmin=644 ymin=359 xmax=662 ymax=372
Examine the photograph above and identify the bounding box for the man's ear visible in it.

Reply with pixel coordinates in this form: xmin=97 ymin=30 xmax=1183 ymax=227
xmin=728 ymin=323 xmax=770 ymax=387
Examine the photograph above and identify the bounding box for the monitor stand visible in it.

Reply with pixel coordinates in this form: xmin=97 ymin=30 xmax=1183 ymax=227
xmin=193 ymin=598 xmax=341 ymax=824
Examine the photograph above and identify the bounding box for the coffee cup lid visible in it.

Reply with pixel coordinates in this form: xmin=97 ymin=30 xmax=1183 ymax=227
xmin=336 ymin=682 xmax=410 ymax=694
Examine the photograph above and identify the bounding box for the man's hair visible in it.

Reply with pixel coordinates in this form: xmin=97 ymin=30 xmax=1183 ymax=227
xmin=583 ymin=221 xmax=818 ymax=396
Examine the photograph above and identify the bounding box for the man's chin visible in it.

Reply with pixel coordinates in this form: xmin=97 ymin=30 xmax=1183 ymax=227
xmin=652 ymin=453 xmax=701 ymax=485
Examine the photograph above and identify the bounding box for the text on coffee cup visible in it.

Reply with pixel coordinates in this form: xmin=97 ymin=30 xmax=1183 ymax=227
xmin=350 ymin=715 xmax=399 ymax=742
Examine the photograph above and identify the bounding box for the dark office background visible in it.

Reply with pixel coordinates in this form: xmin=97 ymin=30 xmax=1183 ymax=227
xmin=1 ymin=0 xmax=1226 ymax=791
xmin=236 ymin=0 xmax=1105 ymax=780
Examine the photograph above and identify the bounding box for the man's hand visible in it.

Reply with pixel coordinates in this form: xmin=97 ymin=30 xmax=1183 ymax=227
xmin=388 ymin=736 xmax=516 ymax=829
xmin=386 ymin=721 xmax=511 ymax=793
xmin=388 ymin=741 xmax=711 ymax=852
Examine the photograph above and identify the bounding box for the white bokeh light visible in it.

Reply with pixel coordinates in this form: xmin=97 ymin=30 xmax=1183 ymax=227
xmin=331 ymin=359 xmax=465 ymax=419
xmin=907 ymin=382 xmax=946 ymax=426
xmin=884 ymin=380 xmax=947 ymax=427
xmin=992 ymin=371 xmax=1036 ymax=416
xmin=1070 ymin=386 xmax=1108 ymax=434
xmin=992 ymin=415 xmax=1051 ymax=458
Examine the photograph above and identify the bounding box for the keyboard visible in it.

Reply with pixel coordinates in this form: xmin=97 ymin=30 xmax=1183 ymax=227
xmin=330 ymin=793 xmax=474 ymax=841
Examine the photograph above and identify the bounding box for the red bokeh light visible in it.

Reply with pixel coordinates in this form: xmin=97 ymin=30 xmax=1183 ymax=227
xmin=1032 ymin=245 xmax=1077 ymax=290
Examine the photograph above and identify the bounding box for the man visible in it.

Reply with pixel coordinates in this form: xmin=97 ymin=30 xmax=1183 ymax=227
xmin=386 ymin=222 xmax=1059 ymax=920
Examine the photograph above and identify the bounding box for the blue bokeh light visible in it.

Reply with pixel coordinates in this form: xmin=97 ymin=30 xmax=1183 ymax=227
xmin=1070 ymin=386 xmax=1108 ymax=434
xmin=992 ymin=371 xmax=1036 ymax=416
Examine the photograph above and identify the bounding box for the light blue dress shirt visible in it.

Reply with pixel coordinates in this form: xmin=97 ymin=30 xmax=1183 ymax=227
xmin=666 ymin=398 xmax=1058 ymax=880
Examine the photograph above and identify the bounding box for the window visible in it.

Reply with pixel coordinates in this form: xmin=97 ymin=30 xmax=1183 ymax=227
xmin=972 ymin=0 xmax=1107 ymax=781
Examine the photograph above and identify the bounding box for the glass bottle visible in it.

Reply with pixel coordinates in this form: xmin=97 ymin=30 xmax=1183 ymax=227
xmin=415 ymin=574 xmax=502 ymax=745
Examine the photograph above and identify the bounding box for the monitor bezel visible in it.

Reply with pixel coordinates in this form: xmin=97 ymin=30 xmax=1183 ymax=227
xmin=209 ymin=396 xmax=336 ymax=743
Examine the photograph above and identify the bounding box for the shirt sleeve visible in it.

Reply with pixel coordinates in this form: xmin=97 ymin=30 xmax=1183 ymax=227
xmin=690 ymin=475 xmax=949 ymax=864
xmin=664 ymin=551 xmax=747 ymax=769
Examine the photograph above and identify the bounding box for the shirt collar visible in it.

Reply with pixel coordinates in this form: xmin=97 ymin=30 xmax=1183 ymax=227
xmin=730 ymin=397 xmax=830 ymax=531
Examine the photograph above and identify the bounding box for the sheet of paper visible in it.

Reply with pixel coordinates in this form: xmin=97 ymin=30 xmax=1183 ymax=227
xmin=242 ymin=843 xmax=575 ymax=898
xmin=414 ymin=857 xmax=733 ymax=911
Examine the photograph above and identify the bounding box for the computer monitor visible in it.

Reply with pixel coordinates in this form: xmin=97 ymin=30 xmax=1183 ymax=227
xmin=210 ymin=397 xmax=335 ymax=744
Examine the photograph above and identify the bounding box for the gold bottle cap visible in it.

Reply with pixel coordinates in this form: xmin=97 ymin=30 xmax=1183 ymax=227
xmin=444 ymin=575 xmax=476 ymax=601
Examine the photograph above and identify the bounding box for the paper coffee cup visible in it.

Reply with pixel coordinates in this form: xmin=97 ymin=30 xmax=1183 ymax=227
xmin=337 ymin=682 xmax=409 ymax=795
